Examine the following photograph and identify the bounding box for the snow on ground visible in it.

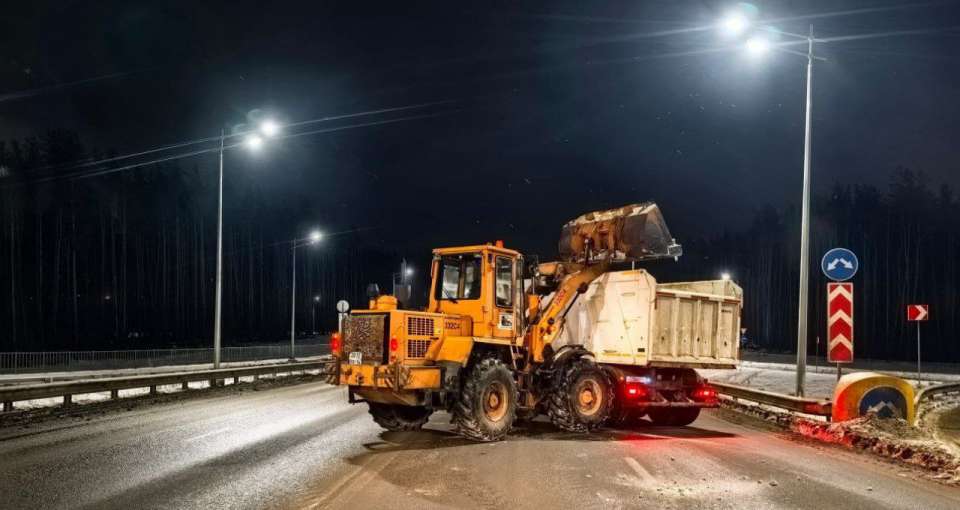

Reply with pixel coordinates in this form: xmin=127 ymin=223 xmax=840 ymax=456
xmin=702 ymin=360 xmax=960 ymax=400
xmin=797 ymin=399 xmax=960 ymax=484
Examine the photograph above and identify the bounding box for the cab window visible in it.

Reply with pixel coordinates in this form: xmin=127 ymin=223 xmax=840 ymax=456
xmin=435 ymin=253 xmax=482 ymax=300
xmin=495 ymin=256 xmax=513 ymax=308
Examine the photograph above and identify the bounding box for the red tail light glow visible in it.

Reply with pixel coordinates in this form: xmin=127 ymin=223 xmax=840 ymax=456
xmin=389 ymin=336 xmax=399 ymax=352
xmin=330 ymin=333 xmax=341 ymax=354
xmin=624 ymin=383 xmax=648 ymax=399
xmin=691 ymin=385 xmax=717 ymax=401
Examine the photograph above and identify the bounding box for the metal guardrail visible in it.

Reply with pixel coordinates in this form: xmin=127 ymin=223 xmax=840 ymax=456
xmin=0 ymin=360 xmax=333 ymax=412
xmin=0 ymin=342 xmax=330 ymax=374
xmin=712 ymin=381 xmax=833 ymax=417
xmin=915 ymin=382 xmax=960 ymax=409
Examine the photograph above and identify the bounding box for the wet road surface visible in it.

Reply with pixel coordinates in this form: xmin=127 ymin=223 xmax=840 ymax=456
xmin=1 ymin=381 xmax=957 ymax=509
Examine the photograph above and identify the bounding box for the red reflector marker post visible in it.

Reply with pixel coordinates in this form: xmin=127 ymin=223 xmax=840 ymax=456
xmin=827 ymin=282 xmax=854 ymax=365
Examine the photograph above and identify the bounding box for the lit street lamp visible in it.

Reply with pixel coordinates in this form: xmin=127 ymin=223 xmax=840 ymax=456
xmin=721 ymin=271 xmax=732 ymax=282
xmin=719 ymin=13 xmax=749 ymax=37
xmin=721 ymin=14 xmax=821 ymax=396
xmin=213 ymin=117 xmax=280 ymax=368
xmin=290 ymin=229 xmax=323 ymax=360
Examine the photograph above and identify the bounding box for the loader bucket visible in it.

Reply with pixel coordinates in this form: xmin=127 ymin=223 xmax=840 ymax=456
xmin=558 ymin=202 xmax=682 ymax=263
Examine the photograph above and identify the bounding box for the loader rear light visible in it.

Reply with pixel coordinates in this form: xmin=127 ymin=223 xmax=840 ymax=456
xmin=389 ymin=336 xmax=399 ymax=352
xmin=330 ymin=333 xmax=341 ymax=355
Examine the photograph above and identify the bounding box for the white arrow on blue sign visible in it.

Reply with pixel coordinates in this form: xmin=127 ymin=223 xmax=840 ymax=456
xmin=821 ymin=247 xmax=859 ymax=281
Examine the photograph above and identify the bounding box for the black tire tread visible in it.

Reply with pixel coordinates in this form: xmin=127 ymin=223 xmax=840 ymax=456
xmin=547 ymin=358 xmax=614 ymax=433
xmin=367 ymin=403 xmax=432 ymax=431
xmin=451 ymin=357 xmax=517 ymax=442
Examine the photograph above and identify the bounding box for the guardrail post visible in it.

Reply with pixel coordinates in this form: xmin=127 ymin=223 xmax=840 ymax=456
xmin=181 ymin=382 xmax=189 ymax=390
xmin=3 ymin=401 xmax=12 ymax=412
xmin=149 ymin=385 xmax=158 ymax=395
xmin=110 ymin=389 xmax=119 ymax=399
xmin=209 ymin=379 xmax=216 ymax=388
xmin=63 ymin=394 xmax=72 ymax=406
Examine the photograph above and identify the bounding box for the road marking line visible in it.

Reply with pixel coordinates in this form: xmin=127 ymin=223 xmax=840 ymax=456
xmin=623 ymin=457 xmax=657 ymax=485
xmin=185 ymin=427 xmax=231 ymax=442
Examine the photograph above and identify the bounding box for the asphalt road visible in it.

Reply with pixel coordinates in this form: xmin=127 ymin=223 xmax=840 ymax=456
xmin=1 ymin=380 xmax=958 ymax=510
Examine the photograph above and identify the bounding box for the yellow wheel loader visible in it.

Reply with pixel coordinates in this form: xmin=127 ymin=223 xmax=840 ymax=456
xmin=331 ymin=202 xmax=741 ymax=441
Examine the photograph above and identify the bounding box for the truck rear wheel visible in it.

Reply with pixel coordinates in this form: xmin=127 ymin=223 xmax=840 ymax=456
xmin=452 ymin=358 xmax=517 ymax=442
xmin=647 ymin=407 xmax=700 ymax=427
xmin=367 ymin=403 xmax=433 ymax=431
xmin=548 ymin=358 xmax=613 ymax=432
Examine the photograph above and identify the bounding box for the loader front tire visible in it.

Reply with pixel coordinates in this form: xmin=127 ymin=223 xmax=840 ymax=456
xmin=367 ymin=403 xmax=432 ymax=431
xmin=452 ymin=358 xmax=517 ymax=442
xmin=548 ymin=358 xmax=613 ymax=433
xmin=647 ymin=407 xmax=700 ymax=427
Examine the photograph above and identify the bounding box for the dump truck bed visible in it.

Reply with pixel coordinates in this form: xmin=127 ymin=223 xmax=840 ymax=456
xmin=554 ymin=270 xmax=741 ymax=368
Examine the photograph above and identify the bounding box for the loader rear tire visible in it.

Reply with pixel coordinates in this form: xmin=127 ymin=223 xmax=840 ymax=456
xmin=367 ymin=403 xmax=432 ymax=431
xmin=647 ymin=407 xmax=700 ymax=427
xmin=548 ymin=358 xmax=613 ymax=433
xmin=452 ymin=358 xmax=517 ymax=442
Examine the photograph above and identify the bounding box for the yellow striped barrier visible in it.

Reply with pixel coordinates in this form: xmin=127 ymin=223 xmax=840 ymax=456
xmin=832 ymin=372 xmax=915 ymax=424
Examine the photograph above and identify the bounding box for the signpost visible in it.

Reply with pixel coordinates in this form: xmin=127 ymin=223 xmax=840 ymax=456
xmin=822 ymin=248 xmax=858 ymax=384
xmin=907 ymin=304 xmax=929 ymax=384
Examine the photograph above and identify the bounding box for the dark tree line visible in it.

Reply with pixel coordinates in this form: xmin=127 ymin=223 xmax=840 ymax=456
xmin=0 ymin=130 xmax=384 ymax=352
xmin=1 ymin=129 xmax=958 ymax=363
xmin=667 ymin=168 xmax=960 ymax=364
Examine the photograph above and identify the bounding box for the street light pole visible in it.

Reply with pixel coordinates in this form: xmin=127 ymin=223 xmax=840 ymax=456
xmin=211 ymin=117 xmax=281 ymax=369
xmin=290 ymin=239 xmax=297 ymax=360
xmin=213 ymin=130 xmax=225 ymax=369
xmin=795 ymin=25 xmax=815 ymax=397
xmin=289 ymin=230 xmax=322 ymax=361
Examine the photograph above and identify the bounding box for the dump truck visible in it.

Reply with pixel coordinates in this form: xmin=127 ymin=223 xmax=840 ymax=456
xmin=331 ymin=202 xmax=742 ymax=441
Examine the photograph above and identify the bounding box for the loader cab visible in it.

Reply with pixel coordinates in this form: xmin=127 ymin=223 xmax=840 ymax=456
xmin=429 ymin=243 xmax=522 ymax=341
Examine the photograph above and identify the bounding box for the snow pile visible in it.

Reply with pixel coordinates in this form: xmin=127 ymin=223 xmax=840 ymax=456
xmin=796 ymin=412 xmax=960 ymax=484
xmin=718 ymin=393 xmax=960 ymax=484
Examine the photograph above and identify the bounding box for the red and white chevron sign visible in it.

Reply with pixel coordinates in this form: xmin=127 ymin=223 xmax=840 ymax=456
xmin=907 ymin=304 xmax=929 ymax=321
xmin=827 ymin=282 xmax=854 ymax=363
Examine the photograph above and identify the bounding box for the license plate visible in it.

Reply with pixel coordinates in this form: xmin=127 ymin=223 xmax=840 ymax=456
xmin=348 ymin=351 xmax=363 ymax=365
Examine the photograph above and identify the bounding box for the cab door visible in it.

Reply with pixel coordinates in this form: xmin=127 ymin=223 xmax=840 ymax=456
xmin=490 ymin=254 xmax=518 ymax=340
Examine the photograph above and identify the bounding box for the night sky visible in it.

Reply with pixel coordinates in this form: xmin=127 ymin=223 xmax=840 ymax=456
xmin=4 ymin=0 xmax=960 ymax=258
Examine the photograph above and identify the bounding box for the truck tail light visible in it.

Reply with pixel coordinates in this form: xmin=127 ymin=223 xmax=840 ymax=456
xmin=624 ymin=383 xmax=648 ymax=399
xmin=389 ymin=336 xmax=399 ymax=352
xmin=330 ymin=332 xmax=341 ymax=355
xmin=691 ymin=385 xmax=717 ymax=402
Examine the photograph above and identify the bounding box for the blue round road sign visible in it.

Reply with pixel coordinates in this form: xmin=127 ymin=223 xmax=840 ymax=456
xmin=821 ymin=247 xmax=859 ymax=281
xmin=858 ymin=386 xmax=907 ymax=420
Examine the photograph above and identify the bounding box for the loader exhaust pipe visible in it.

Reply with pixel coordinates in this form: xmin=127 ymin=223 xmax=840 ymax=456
xmin=558 ymin=202 xmax=681 ymax=263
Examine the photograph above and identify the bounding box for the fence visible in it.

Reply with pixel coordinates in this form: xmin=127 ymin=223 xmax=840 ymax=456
xmin=0 ymin=341 xmax=329 ymax=374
